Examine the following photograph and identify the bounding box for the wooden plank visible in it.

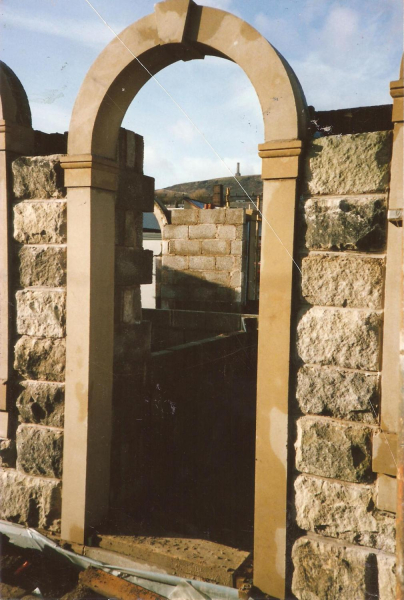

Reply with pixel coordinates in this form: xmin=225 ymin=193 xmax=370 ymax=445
xmin=79 ymin=567 xmax=165 ymax=600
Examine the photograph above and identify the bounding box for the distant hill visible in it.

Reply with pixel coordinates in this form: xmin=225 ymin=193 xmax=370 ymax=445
xmin=156 ymin=175 xmax=262 ymax=204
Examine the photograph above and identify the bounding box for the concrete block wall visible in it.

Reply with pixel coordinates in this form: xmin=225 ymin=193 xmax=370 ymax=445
xmin=291 ymin=131 xmax=396 ymax=600
xmin=160 ymin=208 xmax=248 ymax=312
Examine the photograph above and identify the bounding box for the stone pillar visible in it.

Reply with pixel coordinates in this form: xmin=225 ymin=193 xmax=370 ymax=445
xmin=60 ymin=155 xmax=118 ymax=544
xmin=254 ymin=139 xmax=302 ymax=597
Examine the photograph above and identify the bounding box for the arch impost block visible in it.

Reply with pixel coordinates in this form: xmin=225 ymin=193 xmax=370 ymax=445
xmin=390 ymin=79 xmax=404 ymax=123
xmin=60 ymin=154 xmax=119 ymax=191
xmin=0 ymin=120 xmax=34 ymax=154
xmin=154 ymin=0 xmax=195 ymax=44
xmin=259 ymin=139 xmax=302 ymax=180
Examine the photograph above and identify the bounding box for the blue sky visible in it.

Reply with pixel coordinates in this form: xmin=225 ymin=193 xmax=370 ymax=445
xmin=2 ymin=0 xmax=402 ymax=188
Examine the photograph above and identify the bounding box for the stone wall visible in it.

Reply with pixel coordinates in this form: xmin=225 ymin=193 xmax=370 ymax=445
xmin=160 ymin=208 xmax=248 ymax=312
xmin=291 ymin=131 xmax=396 ymax=600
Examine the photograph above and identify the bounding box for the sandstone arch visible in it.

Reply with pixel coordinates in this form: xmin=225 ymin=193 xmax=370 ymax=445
xmin=61 ymin=2 xmax=308 ymax=596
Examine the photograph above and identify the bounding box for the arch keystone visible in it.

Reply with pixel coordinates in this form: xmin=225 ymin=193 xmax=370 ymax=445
xmin=155 ymin=0 xmax=195 ymax=44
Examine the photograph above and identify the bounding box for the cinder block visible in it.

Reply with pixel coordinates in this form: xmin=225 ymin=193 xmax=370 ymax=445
xmin=169 ymin=240 xmax=201 ymax=255
xmin=162 ymin=255 xmax=188 ymax=270
xmin=217 ymin=225 xmax=236 ymax=240
xmin=201 ymin=240 xmax=230 ymax=256
xmin=162 ymin=224 xmax=188 ymax=240
xmin=171 ymin=209 xmax=199 ymax=225
xmin=199 ymin=209 xmax=226 ymax=224
xmin=235 ymin=225 xmax=245 ymax=240
xmin=19 ymin=246 xmax=66 ymax=288
xmin=189 ymin=224 xmax=217 ymax=239
xmin=231 ymin=240 xmax=243 ymax=256
xmin=203 ymin=271 xmax=230 ymax=286
xmin=230 ymin=271 xmax=242 ymax=288
xmin=295 ymin=416 xmax=373 ymax=482
xmin=225 ymin=208 xmax=245 ymax=224
xmin=297 ymin=307 xmax=381 ymax=371
xmin=14 ymin=201 xmax=67 ymax=244
xmin=215 ymin=256 xmax=234 ymax=270
xmin=189 ymin=256 xmax=215 ymax=270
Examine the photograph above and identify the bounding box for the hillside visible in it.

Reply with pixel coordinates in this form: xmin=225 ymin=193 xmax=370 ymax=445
xmin=156 ymin=174 xmax=262 ymax=204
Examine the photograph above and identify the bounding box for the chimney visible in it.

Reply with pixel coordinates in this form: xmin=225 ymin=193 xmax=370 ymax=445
xmin=235 ymin=162 xmax=241 ymax=177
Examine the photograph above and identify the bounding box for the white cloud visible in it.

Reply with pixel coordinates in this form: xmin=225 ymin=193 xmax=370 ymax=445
xmin=168 ymin=119 xmax=198 ymax=143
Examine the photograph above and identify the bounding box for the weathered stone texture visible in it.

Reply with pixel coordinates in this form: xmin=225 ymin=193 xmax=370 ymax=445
xmin=302 ymin=254 xmax=384 ymax=309
xmin=115 ymin=248 xmax=153 ymax=286
xmin=296 ymin=365 xmax=379 ymax=423
xmin=117 ymin=171 xmax=154 ymax=211
xmin=0 ymin=439 xmax=16 ymax=468
xmin=17 ymin=424 xmax=63 ymax=478
xmin=114 ymin=322 xmax=151 ymax=374
xmin=301 ymin=195 xmax=387 ymax=251
xmin=303 ymin=131 xmax=392 ymax=195
xmin=14 ymin=336 xmax=66 ymax=382
xmin=295 ymin=416 xmax=373 ymax=482
xmin=14 ymin=201 xmax=67 ymax=244
xmin=292 ymin=536 xmax=378 ymax=600
xmin=19 ymin=246 xmax=66 ymax=287
xmin=0 ymin=467 xmax=61 ymax=531
xmin=295 ymin=475 xmax=395 ymax=553
xmin=297 ymin=307 xmax=381 ymax=371
xmin=17 ymin=381 xmax=64 ymax=427
xmin=12 ymin=155 xmax=66 ymax=199
xmin=378 ymin=553 xmax=396 ymax=600
xmin=16 ymin=290 xmax=66 ymax=338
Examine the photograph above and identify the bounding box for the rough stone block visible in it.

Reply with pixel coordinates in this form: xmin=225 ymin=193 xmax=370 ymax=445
xmin=121 ymin=287 xmax=142 ymax=324
xmin=16 ymin=381 xmax=64 ymax=427
xmin=12 ymin=155 xmax=66 ymax=199
xmin=215 ymin=256 xmax=234 ymax=271
xmin=189 ymin=224 xmax=217 ymax=239
xmin=230 ymin=240 xmax=243 ymax=255
xmin=295 ymin=474 xmax=395 ymax=552
xmin=162 ymin=224 xmax=188 ymax=240
xmin=296 ymin=307 xmax=381 ymax=371
xmin=303 ymin=131 xmax=392 ymax=195
xmin=117 ymin=171 xmax=154 ymax=211
xmin=115 ymin=248 xmax=153 ymax=286
xmin=0 ymin=467 xmax=61 ymax=531
xmin=14 ymin=336 xmax=66 ymax=382
xmin=189 ymin=256 xmax=215 ymax=270
xmin=225 ymin=208 xmax=245 ymax=224
xmin=201 ymin=240 xmax=230 ymax=256
xmin=162 ymin=255 xmax=188 ymax=270
xmin=19 ymin=246 xmax=66 ymax=288
xmin=296 ymin=365 xmax=379 ymax=423
xmin=14 ymin=201 xmax=67 ymax=244
xmin=114 ymin=322 xmax=151 ymax=374
xmin=16 ymin=290 xmax=66 ymax=338
xmin=292 ymin=536 xmax=378 ymax=600
xmin=124 ymin=210 xmax=143 ymax=248
xmin=378 ymin=553 xmax=396 ymax=600
xmin=302 ymin=254 xmax=384 ymax=309
xmin=0 ymin=439 xmax=16 ymax=468
xmin=301 ymin=195 xmax=387 ymax=251
xmin=295 ymin=416 xmax=373 ymax=482
xmin=199 ymin=209 xmax=226 ymax=224
xmin=171 ymin=209 xmax=199 ymax=225
xmin=17 ymin=424 xmax=63 ymax=479
xmin=169 ymin=240 xmax=201 ymax=255
xmin=217 ymin=225 xmax=236 ymax=240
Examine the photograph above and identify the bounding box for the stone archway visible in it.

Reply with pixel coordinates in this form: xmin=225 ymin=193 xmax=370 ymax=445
xmin=61 ymin=1 xmax=308 ymax=596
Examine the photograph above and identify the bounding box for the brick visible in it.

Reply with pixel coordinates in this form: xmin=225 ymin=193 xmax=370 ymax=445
xmin=199 ymin=209 xmax=226 ymax=224
xmin=162 ymin=224 xmax=188 ymax=240
xmin=19 ymin=245 xmax=66 ymax=288
xmin=0 ymin=467 xmax=61 ymax=531
xmin=230 ymin=240 xmax=243 ymax=255
xmin=295 ymin=474 xmax=395 ymax=552
xmin=225 ymin=208 xmax=245 ymax=224
xmin=303 ymin=131 xmax=392 ymax=195
xmin=162 ymin=255 xmax=188 ymax=270
xmin=215 ymin=256 xmax=234 ymax=270
xmin=17 ymin=381 xmax=65 ymax=427
xmin=16 ymin=424 xmax=63 ymax=479
xmin=16 ymin=290 xmax=66 ymax=338
xmin=189 ymin=256 xmax=215 ymax=270
xmin=296 ymin=307 xmax=381 ymax=371
xmin=12 ymin=155 xmax=66 ymax=199
xmin=171 ymin=209 xmax=199 ymax=225
xmin=301 ymin=195 xmax=387 ymax=251
xmin=302 ymin=254 xmax=385 ymax=309
xmin=169 ymin=239 xmax=201 ymax=255
xmin=295 ymin=416 xmax=373 ymax=482
xmin=296 ymin=365 xmax=379 ymax=423
xmin=14 ymin=201 xmax=67 ymax=244
xmin=14 ymin=336 xmax=66 ymax=382
xmin=202 ymin=240 xmax=230 ymax=256
xmin=217 ymin=225 xmax=236 ymax=240
xmin=189 ymin=224 xmax=217 ymax=239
